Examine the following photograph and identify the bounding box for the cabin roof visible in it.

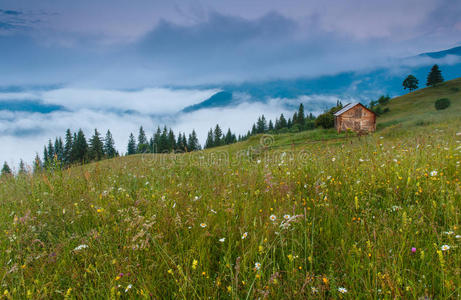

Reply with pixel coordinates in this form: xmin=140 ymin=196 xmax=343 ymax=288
xmin=334 ymin=102 xmax=374 ymax=117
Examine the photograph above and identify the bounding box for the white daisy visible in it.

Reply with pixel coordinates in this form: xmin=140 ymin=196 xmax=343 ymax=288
xmin=269 ymin=215 xmax=277 ymax=221
xmin=441 ymin=245 xmax=450 ymax=251
xmin=200 ymin=223 xmax=207 ymax=228
xmin=219 ymin=238 xmax=225 ymax=243
xmin=430 ymin=170 xmax=438 ymax=177
xmin=241 ymin=232 xmax=248 ymax=239
xmin=283 ymin=214 xmax=290 ymax=220
xmin=338 ymin=287 xmax=348 ymax=294
xmin=254 ymin=262 xmax=261 ymax=270
xmin=73 ymin=244 xmax=88 ymax=251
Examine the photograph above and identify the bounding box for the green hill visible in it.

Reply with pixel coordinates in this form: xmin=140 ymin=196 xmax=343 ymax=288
xmin=0 ymin=79 xmax=460 ymax=298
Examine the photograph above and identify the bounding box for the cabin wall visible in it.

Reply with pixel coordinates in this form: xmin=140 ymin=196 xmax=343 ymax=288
xmin=335 ymin=106 xmax=375 ymax=133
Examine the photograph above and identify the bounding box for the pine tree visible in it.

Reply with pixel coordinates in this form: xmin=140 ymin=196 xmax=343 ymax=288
xmin=205 ymin=129 xmax=214 ymax=149
xmin=74 ymin=129 xmax=89 ymax=163
xmin=47 ymin=139 xmax=55 ymax=162
xmin=1 ymin=162 xmax=12 ymax=176
xmin=63 ymin=129 xmax=73 ymax=165
xmin=168 ymin=129 xmax=176 ymax=152
xmin=251 ymin=124 xmax=257 ymax=135
xmin=256 ymin=115 xmax=267 ymax=133
xmin=291 ymin=112 xmax=298 ymax=127
xmin=177 ymin=133 xmax=185 ymax=152
xmin=279 ymin=114 xmax=287 ymax=128
xmin=426 ymin=64 xmax=444 ymax=87
xmin=224 ymin=128 xmax=233 ymax=144
xmin=152 ymin=127 xmax=161 ymax=153
xmin=104 ymin=130 xmax=117 ymax=158
xmin=127 ymin=133 xmax=137 ymax=155
xmin=89 ymin=129 xmax=104 ymax=161
xmin=159 ymin=126 xmax=169 ymax=153
xmin=297 ymin=103 xmax=305 ymax=128
xmin=268 ymin=120 xmax=274 ymax=131
xmin=188 ymin=130 xmax=200 ymax=151
xmin=43 ymin=146 xmax=49 ymax=166
xmin=214 ymin=124 xmax=223 ymax=146
xmin=54 ymin=137 xmax=64 ymax=163
xmin=137 ymin=126 xmax=149 ymax=153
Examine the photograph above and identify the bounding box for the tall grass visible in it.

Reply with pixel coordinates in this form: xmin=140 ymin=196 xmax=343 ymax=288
xmin=0 ymin=120 xmax=460 ymax=299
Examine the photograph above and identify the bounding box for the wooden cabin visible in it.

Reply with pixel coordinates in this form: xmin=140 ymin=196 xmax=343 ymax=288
xmin=334 ymin=103 xmax=376 ymax=133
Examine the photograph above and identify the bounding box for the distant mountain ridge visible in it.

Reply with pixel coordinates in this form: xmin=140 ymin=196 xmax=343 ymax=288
xmin=420 ymin=45 xmax=461 ymax=58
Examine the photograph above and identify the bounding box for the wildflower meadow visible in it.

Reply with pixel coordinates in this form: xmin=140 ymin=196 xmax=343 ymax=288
xmin=0 ymin=115 xmax=459 ymax=299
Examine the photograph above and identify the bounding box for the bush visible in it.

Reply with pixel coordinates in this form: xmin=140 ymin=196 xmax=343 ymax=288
xmin=435 ymin=98 xmax=450 ymax=110
xmin=315 ymin=113 xmax=334 ymax=129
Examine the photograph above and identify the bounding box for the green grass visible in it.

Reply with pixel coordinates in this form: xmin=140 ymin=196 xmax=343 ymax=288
xmin=0 ymin=79 xmax=460 ymax=298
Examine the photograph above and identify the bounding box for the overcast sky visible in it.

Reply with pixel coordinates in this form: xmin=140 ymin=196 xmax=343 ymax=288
xmin=0 ymin=0 xmax=460 ymax=167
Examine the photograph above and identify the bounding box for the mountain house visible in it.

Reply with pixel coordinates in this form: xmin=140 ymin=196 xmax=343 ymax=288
xmin=334 ymin=103 xmax=376 ymax=133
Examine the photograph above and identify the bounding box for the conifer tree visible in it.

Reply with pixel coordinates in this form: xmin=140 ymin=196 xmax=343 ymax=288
xmin=268 ymin=120 xmax=274 ymax=131
xmin=152 ymin=127 xmax=161 ymax=153
xmin=291 ymin=112 xmax=298 ymax=127
xmin=251 ymin=124 xmax=257 ymax=135
xmin=297 ymin=103 xmax=305 ymax=128
xmin=256 ymin=115 xmax=267 ymax=133
xmin=176 ymin=133 xmax=185 ymax=152
xmin=168 ymin=129 xmax=176 ymax=152
xmin=54 ymin=137 xmax=64 ymax=163
xmin=1 ymin=162 xmax=12 ymax=176
xmin=137 ymin=126 xmax=149 ymax=153
xmin=18 ymin=159 xmax=27 ymax=175
xmin=127 ymin=133 xmax=137 ymax=155
xmin=426 ymin=64 xmax=444 ymax=87
xmin=188 ymin=130 xmax=200 ymax=151
xmin=89 ymin=129 xmax=104 ymax=161
xmin=63 ymin=129 xmax=73 ymax=165
xmin=33 ymin=153 xmax=42 ymax=174
xmin=205 ymin=129 xmax=214 ymax=149
xmin=224 ymin=128 xmax=233 ymax=144
xmin=104 ymin=130 xmax=117 ymax=158
xmin=214 ymin=124 xmax=223 ymax=146
xmin=159 ymin=126 xmax=169 ymax=153
xmin=74 ymin=129 xmax=89 ymax=163
xmin=47 ymin=139 xmax=55 ymax=162
xmin=279 ymin=114 xmax=287 ymax=128
xmin=43 ymin=146 xmax=49 ymax=166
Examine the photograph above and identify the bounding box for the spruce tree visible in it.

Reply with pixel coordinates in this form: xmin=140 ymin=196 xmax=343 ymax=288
xmin=74 ymin=129 xmax=89 ymax=163
xmin=43 ymin=146 xmax=49 ymax=166
xmin=159 ymin=126 xmax=169 ymax=153
xmin=205 ymin=129 xmax=214 ymax=149
xmin=137 ymin=126 xmax=149 ymax=153
xmin=297 ymin=103 xmax=305 ymax=128
xmin=1 ymin=162 xmax=12 ymax=176
xmin=152 ymin=127 xmax=161 ymax=153
xmin=188 ymin=130 xmax=199 ymax=151
xmin=224 ymin=128 xmax=233 ymax=144
xmin=104 ymin=130 xmax=117 ymax=158
xmin=63 ymin=129 xmax=73 ymax=165
xmin=54 ymin=137 xmax=64 ymax=163
xmin=168 ymin=129 xmax=176 ymax=152
xmin=47 ymin=139 xmax=55 ymax=162
xmin=268 ymin=120 xmax=274 ymax=131
xmin=89 ymin=129 xmax=104 ymax=161
xmin=426 ymin=64 xmax=444 ymax=87
xmin=176 ymin=133 xmax=184 ymax=152
xmin=127 ymin=133 xmax=137 ymax=155
xmin=279 ymin=114 xmax=287 ymax=128
xmin=214 ymin=124 xmax=223 ymax=146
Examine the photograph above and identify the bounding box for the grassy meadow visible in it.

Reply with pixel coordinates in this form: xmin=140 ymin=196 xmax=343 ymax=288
xmin=0 ymin=80 xmax=460 ymax=299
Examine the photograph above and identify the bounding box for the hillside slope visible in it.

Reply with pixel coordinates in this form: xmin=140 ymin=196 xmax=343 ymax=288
xmin=0 ymin=78 xmax=459 ymax=299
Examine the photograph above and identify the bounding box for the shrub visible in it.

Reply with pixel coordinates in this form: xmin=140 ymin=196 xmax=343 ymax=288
xmin=434 ymin=98 xmax=450 ymax=110
xmin=315 ymin=113 xmax=334 ymax=129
